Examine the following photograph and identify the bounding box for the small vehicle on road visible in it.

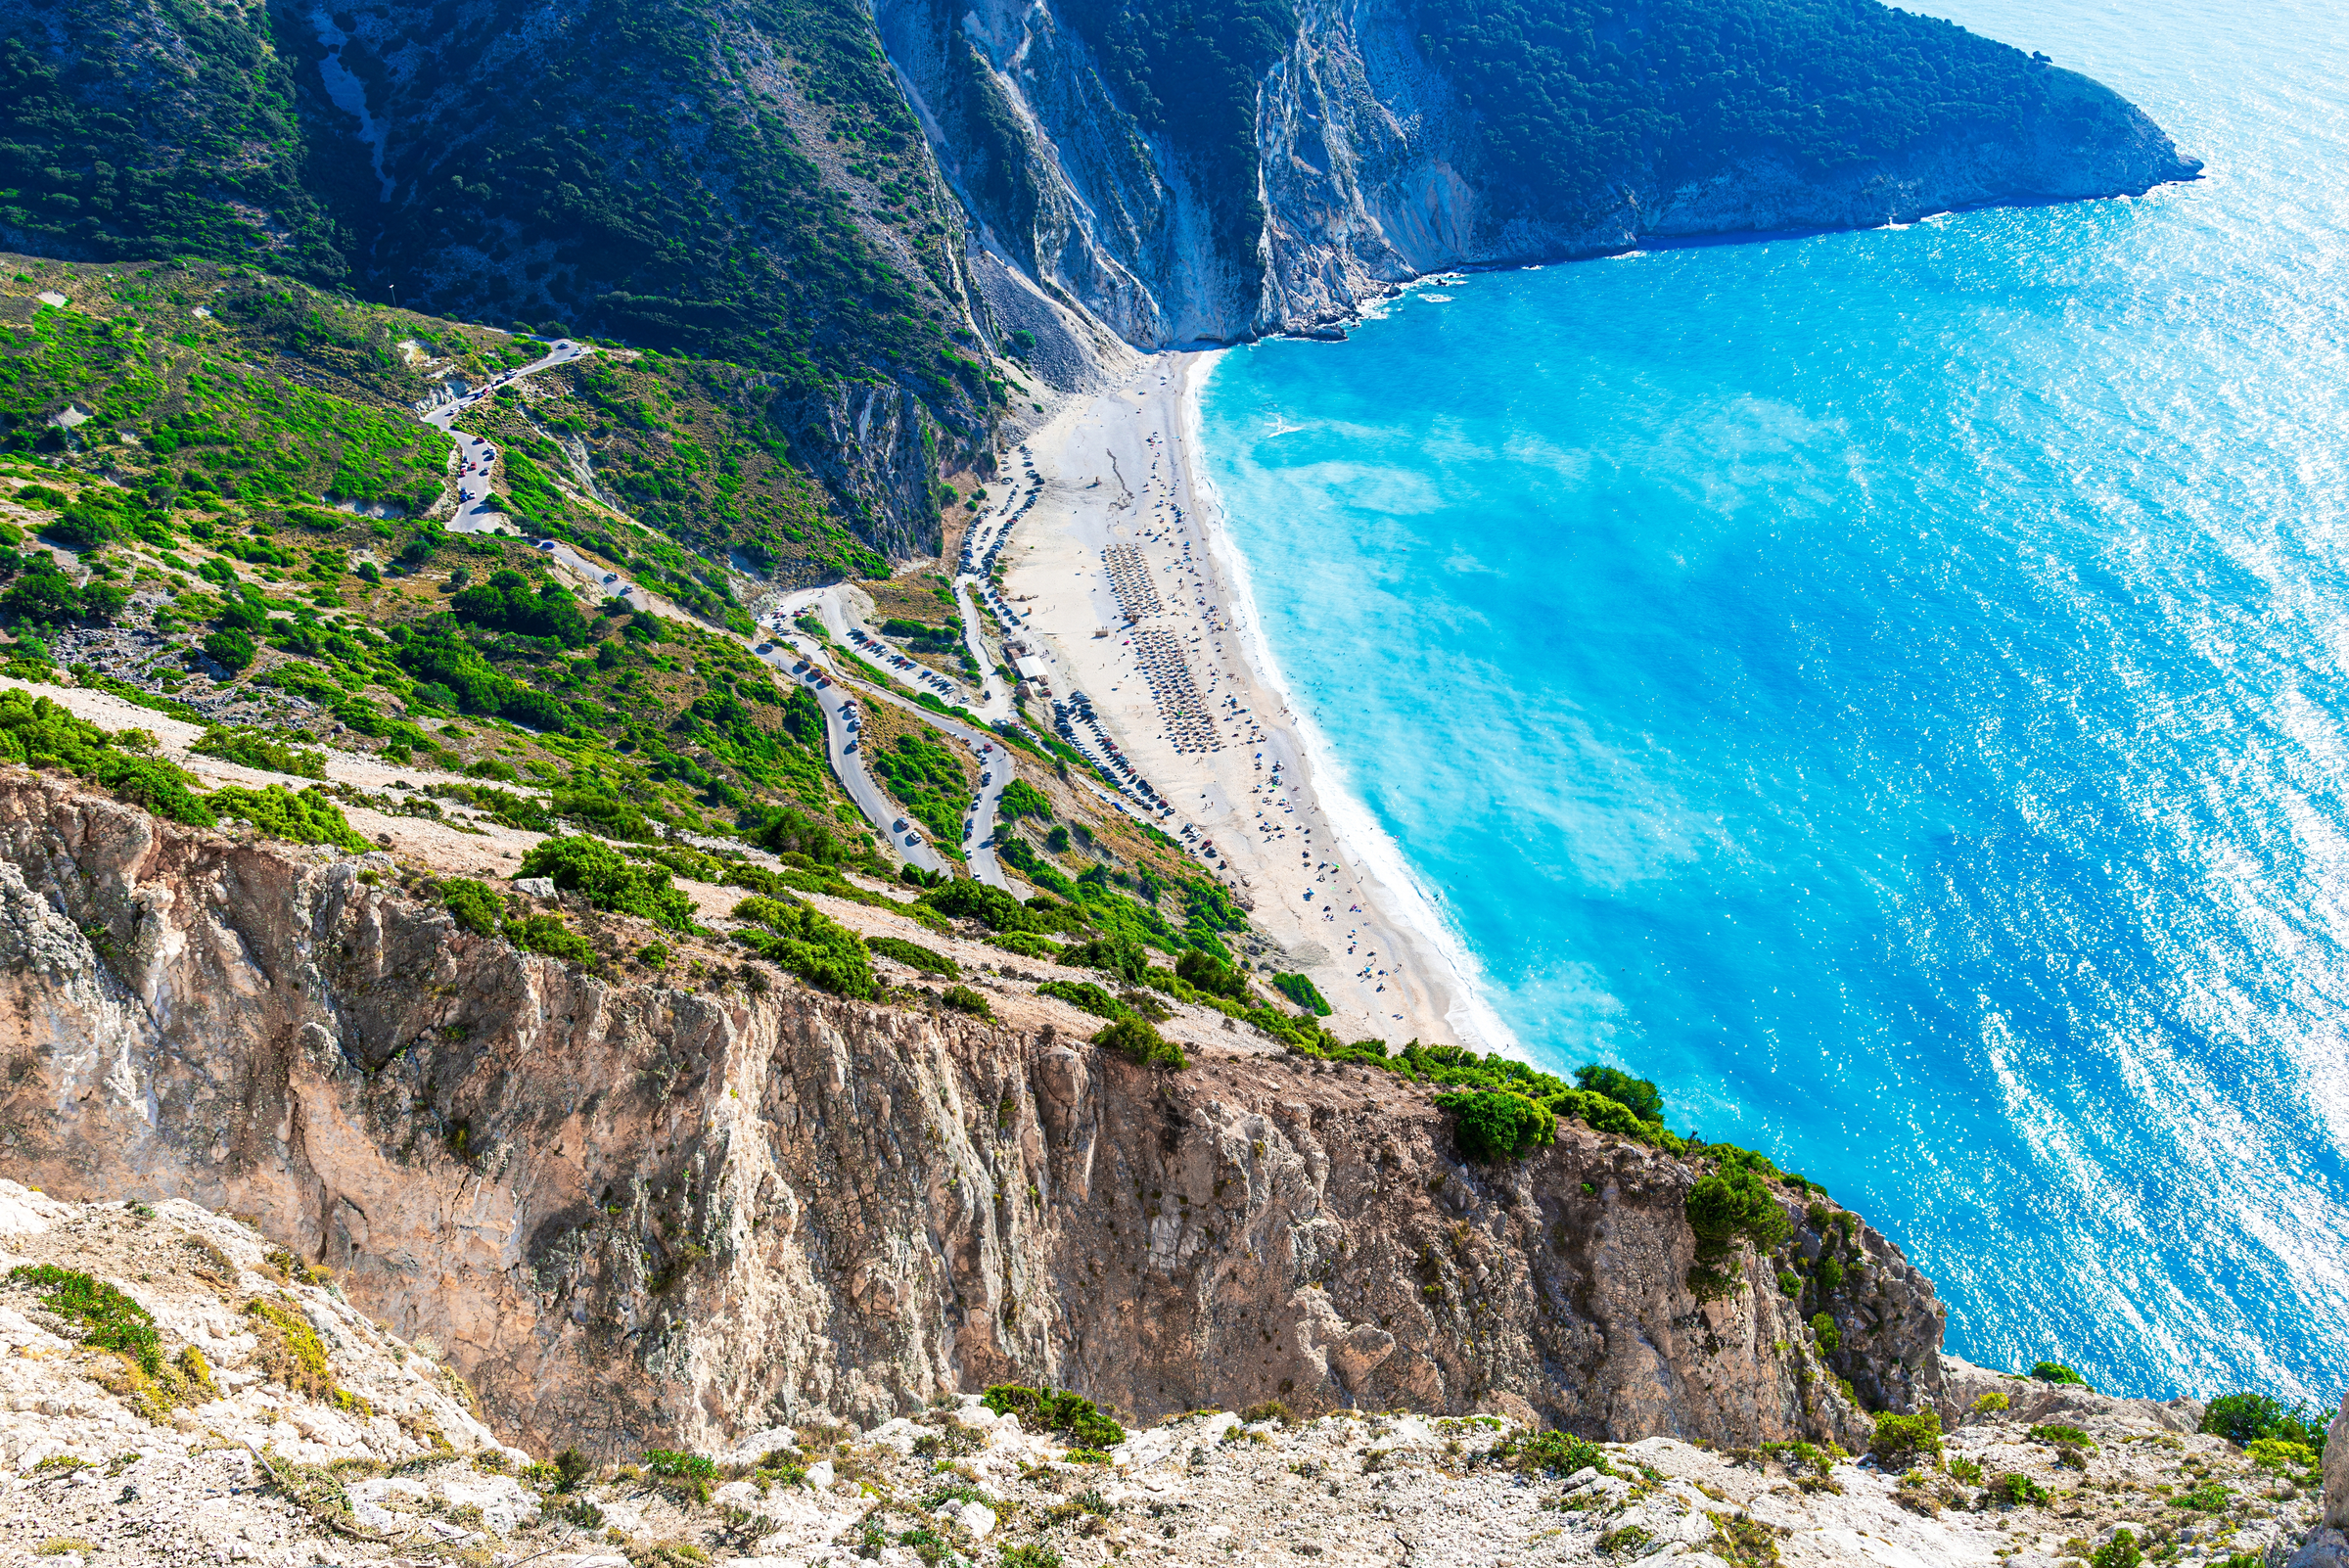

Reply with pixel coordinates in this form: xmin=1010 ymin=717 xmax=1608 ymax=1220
xmin=535 ymin=540 xmax=555 ymax=551
xmin=603 ymin=573 xmax=617 ymax=583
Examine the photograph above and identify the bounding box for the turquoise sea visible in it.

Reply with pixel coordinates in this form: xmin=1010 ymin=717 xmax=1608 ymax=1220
xmin=1198 ymin=0 xmax=2349 ymax=1401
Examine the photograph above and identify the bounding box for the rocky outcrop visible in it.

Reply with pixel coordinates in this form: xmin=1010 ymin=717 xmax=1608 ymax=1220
xmin=0 ymin=772 xmax=1940 ymax=1457
xmin=888 ymin=0 xmax=2200 ymax=349
xmin=12 ymin=1186 xmax=2315 ymax=1568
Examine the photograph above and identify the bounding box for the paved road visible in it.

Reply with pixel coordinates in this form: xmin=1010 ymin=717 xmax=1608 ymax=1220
xmin=420 ymin=343 xmax=1009 ymax=885
xmin=511 ymin=538 xmax=951 ymax=878
xmin=768 ymin=590 xmax=1010 ymax=889
xmin=418 ymin=337 xmax=593 ymax=537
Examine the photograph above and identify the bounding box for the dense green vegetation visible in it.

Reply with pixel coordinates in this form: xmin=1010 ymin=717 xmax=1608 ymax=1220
xmin=519 ymin=836 xmax=697 ymax=931
xmin=288 ymin=0 xmax=998 ymax=426
xmin=870 ymin=728 xmax=972 ymax=853
xmin=1412 ymin=0 xmax=2096 ymax=221
xmin=2202 ymin=1393 xmax=2331 ymax=1460
xmin=0 ymin=6 xmax=343 ymax=278
xmin=207 ymin=784 xmax=373 ymax=853
xmin=1435 ymin=1087 xmax=1552 ymax=1162
xmin=731 ymin=893 xmax=878 ymax=997
xmin=0 ymin=300 xmax=447 ymax=513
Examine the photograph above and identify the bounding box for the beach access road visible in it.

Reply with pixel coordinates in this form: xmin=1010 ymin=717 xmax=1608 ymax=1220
xmin=402 ymin=335 xmax=968 ymax=881
xmin=422 ymin=337 xmax=593 ymax=537
xmin=506 ymin=530 xmax=950 ymax=878
xmin=768 ymin=589 xmax=1010 ymax=889
xmin=951 ymin=577 xmax=1011 ymax=722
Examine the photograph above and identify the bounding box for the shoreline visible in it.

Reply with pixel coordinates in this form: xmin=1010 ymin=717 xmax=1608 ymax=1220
xmin=1176 ymin=352 xmax=1522 ymax=1056
xmin=1002 ymin=350 xmax=1506 ymax=1051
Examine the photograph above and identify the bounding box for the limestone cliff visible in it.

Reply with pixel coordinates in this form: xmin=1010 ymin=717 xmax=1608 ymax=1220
xmin=0 ymin=771 xmax=1940 ymax=1456
xmin=886 ymin=0 xmax=2201 ymax=347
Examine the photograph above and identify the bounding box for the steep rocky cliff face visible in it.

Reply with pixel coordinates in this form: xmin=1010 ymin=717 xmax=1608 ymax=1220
xmin=887 ymin=0 xmax=2202 ymax=347
xmin=0 ymin=772 xmax=1941 ymax=1456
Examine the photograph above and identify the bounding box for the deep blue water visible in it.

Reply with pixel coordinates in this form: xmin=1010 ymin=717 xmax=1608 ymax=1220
xmin=1198 ymin=0 xmax=2349 ymax=1403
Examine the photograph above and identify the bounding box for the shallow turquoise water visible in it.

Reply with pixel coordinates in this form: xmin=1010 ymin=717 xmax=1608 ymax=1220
xmin=1199 ymin=0 xmax=2349 ymax=1401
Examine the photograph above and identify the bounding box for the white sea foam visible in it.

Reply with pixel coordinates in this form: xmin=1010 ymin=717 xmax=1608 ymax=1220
xmin=1184 ymin=352 xmax=1520 ymax=1055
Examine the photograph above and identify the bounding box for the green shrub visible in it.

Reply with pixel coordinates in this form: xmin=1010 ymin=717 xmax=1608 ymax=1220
xmin=2030 ymin=1360 xmax=2091 ymax=1389
xmin=1064 ymin=933 xmax=1149 ymax=983
xmin=1573 ymin=1064 xmax=1664 ymax=1122
xmin=1038 ymin=979 xmax=1128 ymax=1020
xmin=941 ymin=985 xmax=991 ymax=1016
xmin=980 ymin=1384 xmax=1125 ymax=1450
xmin=2028 ymin=1423 xmax=2094 ymax=1451
xmin=1498 ymin=1429 xmax=1611 ymax=1477
xmin=1810 ymin=1312 xmax=1840 ymax=1352
xmin=1269 ymin=971 xmax=1330 ymax=1015
xmin=922 ymin=876 xmax=1036 ymax=931
xmin=2090 ymin=1530 xmax=2142 ymax=1568
xmin=1093 ymin=1016 xmax=1184 ymax=1070
xmin=731 ymin=896 xmax=877 ymax=998
xmin=1685 ymin=1167 xmax=1791 ymax=1253
xmin=988 ymin=931 xmax=1063 ymax=961
xmin=2246 ymin=1437 xmax=2319 ymax=1476
xmin=520 ymin=836 xmax=694 ymax=931
xmin=441 ymin=878 xmax=504 ymax=936
xmin=1987 ymin=1471 xmax=2048 ymax=1505
xmin=7 ymin=1264 xmax=161 ymax=1374
xmin=867 ymin=935 xmax=956 ymax=977
xmin=1970 ymin=1391 xmax=2009 ymax=1413
xmin=505 ymin=913 xmax=598 ymax=966
xmin=1436 ymin=1088 xmax=1554 ymax=1163
xmin=2202 ymin=1392 xmax=2329 ymax=1457
xmin=203 ymin=626 xmax=256 ymax=672
xmin=1867 ymin=1410 xmax=1943 ymax=1465
xmin=999 ymin=1547 xmax=1063 ymax=1568
xmin=552 ymin=1447 xmax=593 ymax=1491
xmin=1549 ymin=1086 xmax=1653 ymax=1141
xmin=642 ymin=1450 xmax=716 ymax=1480
xmin=207 ymin=785 xmax=372 ymax=852
xmin=1175 ymin=947 xmax=1249 ymax=999
xmin=2168 ymin=1480 xmax=2232 ymax=1512
xmin=192 ymin=725 xmax=325 ymax=779
xmin=1814 ymin=1256 xmax=1844 ymax=1292
xmin=998 ymin=778 xmax=1053 ymax=821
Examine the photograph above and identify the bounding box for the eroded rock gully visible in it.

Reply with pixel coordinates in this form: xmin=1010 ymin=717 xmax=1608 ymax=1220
xmin=0 ymin=774 xmax=1942 ymax=1456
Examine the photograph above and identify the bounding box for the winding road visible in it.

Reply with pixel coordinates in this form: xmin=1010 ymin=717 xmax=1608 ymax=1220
xmin=410 ymin=336 xmax=1022 ymax=887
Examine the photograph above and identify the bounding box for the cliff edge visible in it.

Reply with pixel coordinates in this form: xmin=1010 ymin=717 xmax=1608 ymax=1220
xmin=0 ymin=769 xmax=1934 ymax=1457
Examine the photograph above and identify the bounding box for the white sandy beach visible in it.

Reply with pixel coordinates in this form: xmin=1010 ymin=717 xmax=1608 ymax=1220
xmin=1001 ymin=352 xmax=1509 ymax=1051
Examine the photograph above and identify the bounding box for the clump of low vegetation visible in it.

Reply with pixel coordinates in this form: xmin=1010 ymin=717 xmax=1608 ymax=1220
xmin=980 ymin=1384 xmax=1126 ymax=1450
xmin=852 ymin=934 xmax=950 ymax=980
xmin=521 ymin=835 xmax=694 ymax=931
xmin=1093 ymin=1016 xmax=1184 ymax=1071
xmin=1435 ymin=1087 xmax=1553 ymax=1163
xmin=8 ymin=1263 xmax=161 ymax=1371
xmin=730 ymin=895 xmax=876 ymax=998
xmin=940 ymin=984 xmax=991 ymax=1017
xmin=1867 ymin=1411 xmax=1943 ymax=1466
